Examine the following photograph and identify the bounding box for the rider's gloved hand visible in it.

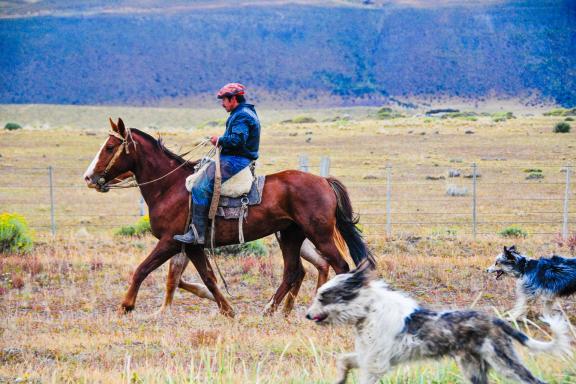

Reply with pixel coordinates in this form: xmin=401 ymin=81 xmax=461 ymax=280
xmin=210 ymin=135 xmax=219 ymax=146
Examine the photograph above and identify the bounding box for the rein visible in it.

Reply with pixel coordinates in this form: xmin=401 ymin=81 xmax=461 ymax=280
xmin=102 ymin=130 xmax=212 ymax=189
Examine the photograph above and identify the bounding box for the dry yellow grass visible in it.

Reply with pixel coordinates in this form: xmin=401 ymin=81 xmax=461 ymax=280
xmin=1 ymin=105 xmax=575 ymax=382
xmin=1 ymin=236 xmax=575 ymax=383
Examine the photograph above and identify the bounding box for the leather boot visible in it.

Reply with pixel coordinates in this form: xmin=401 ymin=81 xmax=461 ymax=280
xmin=174 ymin=204 xmax=209 ymax=244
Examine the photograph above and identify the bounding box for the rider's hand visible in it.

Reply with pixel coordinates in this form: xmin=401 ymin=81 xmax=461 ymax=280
xmin=210 ymin=135 xmax=219 ymax=146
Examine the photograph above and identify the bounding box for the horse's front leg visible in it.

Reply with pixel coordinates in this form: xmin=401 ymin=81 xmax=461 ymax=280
xmin=120 ymin=238 xmax=180 ymax=313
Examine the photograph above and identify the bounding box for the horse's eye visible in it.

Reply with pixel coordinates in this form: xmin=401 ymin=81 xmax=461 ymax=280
xmin=106 ymin=146 xmax=114 ymax=153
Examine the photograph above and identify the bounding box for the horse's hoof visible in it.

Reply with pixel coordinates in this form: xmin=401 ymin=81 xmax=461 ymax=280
xmin=221 ymin=309 xmax=236 ymax=318
xmin=119 ymin=304 xmax=135 ymax=314
xmin=263 ymin=300 xmax=276 ymax=317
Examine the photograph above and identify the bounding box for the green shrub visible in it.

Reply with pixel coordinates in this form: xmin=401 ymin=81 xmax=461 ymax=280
xmin=499 ymin=226 xmax=527 ymax=238
xmin=543 ymin=108 xmax=576 ymax=117
xmin=377 ymin=107 xmax=404 ymax=120
xmin=491 ymin=112 xmax=515 ymax=122
xmin=214 ymin=239 xmax=269 ymax=257
xmin=565 ymin=117 xmax=574 ymax=121
xmin=440 ymin=111 xmax=479 ymax=120
xmin=115 ymin=215 xmax=151 ymax=237
xmin=523 ymin=169 xmax=544 ymax=180
xmin=525 ymin=172 xmax=544 ymax=180
xmin=553 ymin=122 xmax=571 ymax=133
xmin=0 ymin=213 xmax=33 ymax=254
xmin=291 ymin=116 xmax=317 ymax=124
xmin=4 ymin=122 xmax=22 ymax=131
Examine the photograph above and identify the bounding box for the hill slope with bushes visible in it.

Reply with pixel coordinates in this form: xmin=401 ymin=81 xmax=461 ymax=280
xmin=1 ymin=0 xmax=575 ymax=106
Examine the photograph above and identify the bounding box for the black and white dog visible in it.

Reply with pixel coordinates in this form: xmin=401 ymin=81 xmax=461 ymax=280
xmin=306 ymin=262 xmax=571 ymax=384
xmin=487 ymin=245 xmax=576 ymax=320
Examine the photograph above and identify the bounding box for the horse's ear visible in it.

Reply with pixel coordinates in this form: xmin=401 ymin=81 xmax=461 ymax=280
xmin=117 ymin=118 xmax=126 ymax=137
xmin=109 ymin=117 xmax=118 ymax=131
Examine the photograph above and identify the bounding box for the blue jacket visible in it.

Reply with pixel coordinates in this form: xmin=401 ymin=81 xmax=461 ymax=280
xmin=218 ymin=103 xmax=260 ymax=160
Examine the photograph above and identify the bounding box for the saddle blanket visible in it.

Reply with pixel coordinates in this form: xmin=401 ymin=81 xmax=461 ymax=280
xmin=216 ymin=176 xmax=266 ymax=219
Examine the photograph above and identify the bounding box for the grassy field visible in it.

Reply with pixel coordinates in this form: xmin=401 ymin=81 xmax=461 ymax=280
xmin=1 ymin=104 xmax=576 ymax=383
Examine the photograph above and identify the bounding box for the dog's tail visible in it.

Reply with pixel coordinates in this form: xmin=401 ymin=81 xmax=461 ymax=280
xmin=495 ymin=315 xmax=572 ymax=357
xmin=327 ymin=177 xmax=376 ymax=268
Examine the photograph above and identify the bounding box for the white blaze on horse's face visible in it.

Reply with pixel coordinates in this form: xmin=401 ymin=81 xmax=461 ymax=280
xmin=83 ymin=139 xmax=107 ymax=186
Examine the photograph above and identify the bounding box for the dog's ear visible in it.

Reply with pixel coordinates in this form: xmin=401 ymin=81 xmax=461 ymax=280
xmin=504 ymin=246 xmax=516 ymax=260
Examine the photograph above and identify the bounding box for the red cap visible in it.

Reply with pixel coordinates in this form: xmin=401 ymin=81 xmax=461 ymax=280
xmin=217 ymin=83 xmax=246 ymax=99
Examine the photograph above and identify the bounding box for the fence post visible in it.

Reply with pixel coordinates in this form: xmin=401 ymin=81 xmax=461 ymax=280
xmin=320 ymin=156 xmax=331 ymax=177
xmin=139 ymin=196 xmax=146 ymax=216
xmin=562 ymin=165 xmax=572 ymax=241
xmin=299 ymin=155 xmax=309 ymax=172
xmin=386 ymin=164 xmax=392 ymax=237
xmin=472 ymin=163 xmax=477 ymax=240
xmin=48 ymin=166 xmax=56 ymax=236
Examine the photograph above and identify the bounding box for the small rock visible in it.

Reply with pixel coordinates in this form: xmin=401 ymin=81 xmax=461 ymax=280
xmin=426 ymin=175 xmax=445 ymax=180
xmin=288 ymin=132 xmax=298 ymax=136
xmin=76 ymin=227 xmax=90 ymax=238
xmin=305 ymin=137 xmax=312 ymax=143
xmin=465 ymin=130 xmax=475 ymax=134
xmin=363 ymin=175 xmax=378 ymax=180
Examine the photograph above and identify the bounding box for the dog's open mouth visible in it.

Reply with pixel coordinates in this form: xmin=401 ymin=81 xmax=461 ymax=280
xmin=312 ymin=313 xmax=328 ymax=323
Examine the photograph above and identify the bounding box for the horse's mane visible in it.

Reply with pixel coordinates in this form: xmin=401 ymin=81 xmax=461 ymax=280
xmin=131 ymin=128 xmax=198 ymax=171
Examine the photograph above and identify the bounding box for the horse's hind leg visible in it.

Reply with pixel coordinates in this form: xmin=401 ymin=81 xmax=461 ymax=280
xmin=185 ymin=246 xmax=235 ymax=317
xmin=300 ymin=239 xmax=329 ymax=291
xmin=160 ymin=252 xmax=189 ymax=312
xmin=121 ymin=238 xmax=180 ymax=313
xmin=159 ymin=253 xmax=215 ymax=314
xmin=305 ymin=228 xmax=350 ymax=275
xmin=265 ymin=226 xmax=306 ymax=316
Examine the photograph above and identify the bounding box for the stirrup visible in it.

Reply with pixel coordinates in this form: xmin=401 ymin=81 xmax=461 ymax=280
xmin=174 ymin=225 xmax=203 ymax=244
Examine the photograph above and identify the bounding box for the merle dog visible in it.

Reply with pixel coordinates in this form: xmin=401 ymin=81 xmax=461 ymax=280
xmin=487 ymin=245 xmax=576 ymax=320
xmin=306 ymin=262 xmax=571 ymax=384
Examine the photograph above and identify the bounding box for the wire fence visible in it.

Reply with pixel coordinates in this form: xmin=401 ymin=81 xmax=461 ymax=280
xmin=0 ymin=158 xmax=573 ymax=240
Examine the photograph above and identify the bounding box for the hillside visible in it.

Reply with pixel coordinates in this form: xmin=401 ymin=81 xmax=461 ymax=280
xmin=1 ymin=0 xmax=575 ymax=107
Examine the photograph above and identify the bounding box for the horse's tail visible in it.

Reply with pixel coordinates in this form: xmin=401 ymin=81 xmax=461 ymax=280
xmin=327 ymin=177 xmax=376 ymax=268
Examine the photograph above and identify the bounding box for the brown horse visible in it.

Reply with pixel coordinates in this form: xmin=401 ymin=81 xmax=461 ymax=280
xmin=83 ymin=118 xmax=373 ymax=317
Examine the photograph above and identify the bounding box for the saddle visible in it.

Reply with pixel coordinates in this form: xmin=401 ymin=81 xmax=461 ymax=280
xmin=185 ymin=160 xmax=265 ymax=244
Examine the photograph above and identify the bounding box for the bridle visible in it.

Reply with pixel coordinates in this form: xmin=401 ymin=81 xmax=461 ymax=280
xmin=96 ymin=129 xmax=137 ymax=187
xmin=96 ymin=128 xmax=212 ymax=189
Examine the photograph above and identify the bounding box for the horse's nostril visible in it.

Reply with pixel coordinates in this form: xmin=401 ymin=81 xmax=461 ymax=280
xmin=305 ymin=313 xmax=312 ymax=320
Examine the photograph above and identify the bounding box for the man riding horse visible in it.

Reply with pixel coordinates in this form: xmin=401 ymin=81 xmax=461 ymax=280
xmin=174 ymin=83 xmax=260 ymax=245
